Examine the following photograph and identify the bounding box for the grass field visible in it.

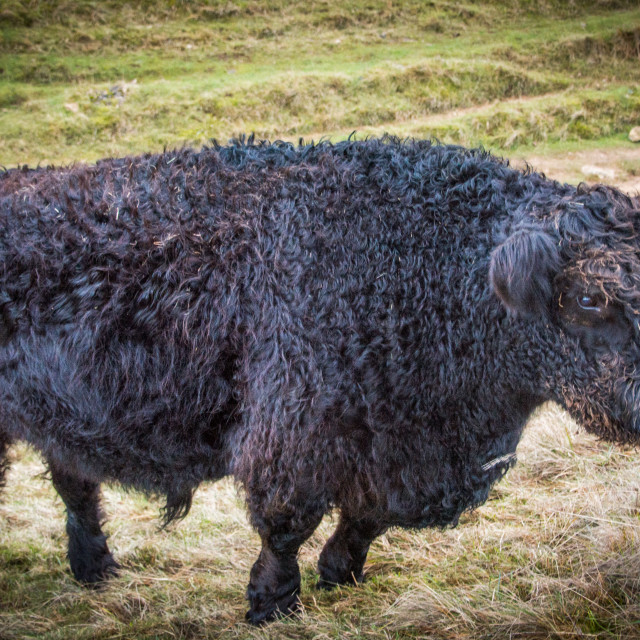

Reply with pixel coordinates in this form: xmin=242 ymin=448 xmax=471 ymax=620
xmin=1 ymin=1 xmax=640 ymax=638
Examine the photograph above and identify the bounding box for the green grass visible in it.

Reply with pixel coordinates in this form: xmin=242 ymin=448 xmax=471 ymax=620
xmin=1 ymin=1 xmax=640 ymax=165
xmin=1 ymin=1 xmax=640 ymax=638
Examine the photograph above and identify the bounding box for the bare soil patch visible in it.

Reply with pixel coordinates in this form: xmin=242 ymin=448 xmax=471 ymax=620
xmin=515 ymin=143 xmax=640 ymax=194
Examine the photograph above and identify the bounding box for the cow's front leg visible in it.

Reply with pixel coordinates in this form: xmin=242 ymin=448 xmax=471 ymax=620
xmin=49 ymin=460 xmax=119 ymax=584
xmin=238 ymin=362 xmax=331 ymax=624
xmin=245 ymin=505 xmax=325 ymax=625
xmin=317 ymin=512 xmax=387 ymax=589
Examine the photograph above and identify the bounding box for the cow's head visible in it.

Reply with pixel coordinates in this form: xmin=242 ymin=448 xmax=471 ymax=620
xmin=490 ymin=184 xmax=640 ymax=444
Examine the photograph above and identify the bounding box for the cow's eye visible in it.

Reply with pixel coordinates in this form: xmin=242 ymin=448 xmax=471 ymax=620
xmin=577 ymin=294 xmax=601 ymax=311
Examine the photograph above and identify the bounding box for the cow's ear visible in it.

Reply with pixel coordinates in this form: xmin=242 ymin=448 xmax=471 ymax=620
xmin=489 ymin=227 xmax=560 ymax=318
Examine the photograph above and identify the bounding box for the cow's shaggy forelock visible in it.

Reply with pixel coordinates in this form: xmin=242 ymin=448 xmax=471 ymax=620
xmin=0 ymin=137 xmax=638 ymax=623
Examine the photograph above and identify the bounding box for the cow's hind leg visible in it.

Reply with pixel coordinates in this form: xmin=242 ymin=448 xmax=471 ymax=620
xmin=49 ymin=461 xmax=119 ymax=584
xmin=0 ymin=430 xmax=11 ymax=490
xmin=317 ymin=512 xmax=386 ymax=589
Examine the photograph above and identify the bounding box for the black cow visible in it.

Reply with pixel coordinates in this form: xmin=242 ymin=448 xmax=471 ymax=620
xmin=0 ymin=138 xmax=638 ymax=624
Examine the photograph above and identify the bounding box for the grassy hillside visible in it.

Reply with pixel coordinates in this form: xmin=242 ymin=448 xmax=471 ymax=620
xmin=1 ymin=2 xmax=640 ymax=639
xmin=1 ymin=0 xmax=640 ymax=166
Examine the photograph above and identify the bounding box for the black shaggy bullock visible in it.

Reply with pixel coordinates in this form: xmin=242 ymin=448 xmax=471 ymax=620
xmin=0 ymin=137 xmax=639 ymax=624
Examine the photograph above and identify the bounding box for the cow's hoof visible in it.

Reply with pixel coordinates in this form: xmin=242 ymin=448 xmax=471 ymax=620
xmin=317 ymin=567 xmax=364 ymax=590
xmin=71 ymin=550 xmax=120 ymax=586
xmin=245 ymin=585 xmax=301 ymax=625
xmin=317 ymin=550 xmax=365 ymax=590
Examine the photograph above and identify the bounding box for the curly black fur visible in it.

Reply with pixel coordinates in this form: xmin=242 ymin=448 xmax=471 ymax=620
xmin=1 ymin=137 xmax=639 ymax=623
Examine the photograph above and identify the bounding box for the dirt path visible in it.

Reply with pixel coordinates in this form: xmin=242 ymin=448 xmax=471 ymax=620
xmin=513 ymin=145 xmax=640 ymax=194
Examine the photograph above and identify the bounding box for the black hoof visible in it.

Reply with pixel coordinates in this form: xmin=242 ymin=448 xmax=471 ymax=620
xmin=245 ymin=582 xmax=301 ymax=625
xmin=71 ymin=551 xmax=120 ymax=585
xmin=317 ymin=550 xmax=366 ymax=590
xmin=316 ymin=567 xmax=364 ymax=590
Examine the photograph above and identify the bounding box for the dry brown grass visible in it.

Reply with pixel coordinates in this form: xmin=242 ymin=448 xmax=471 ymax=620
xmin=1 ymin=403 xmax=639 ymax=639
